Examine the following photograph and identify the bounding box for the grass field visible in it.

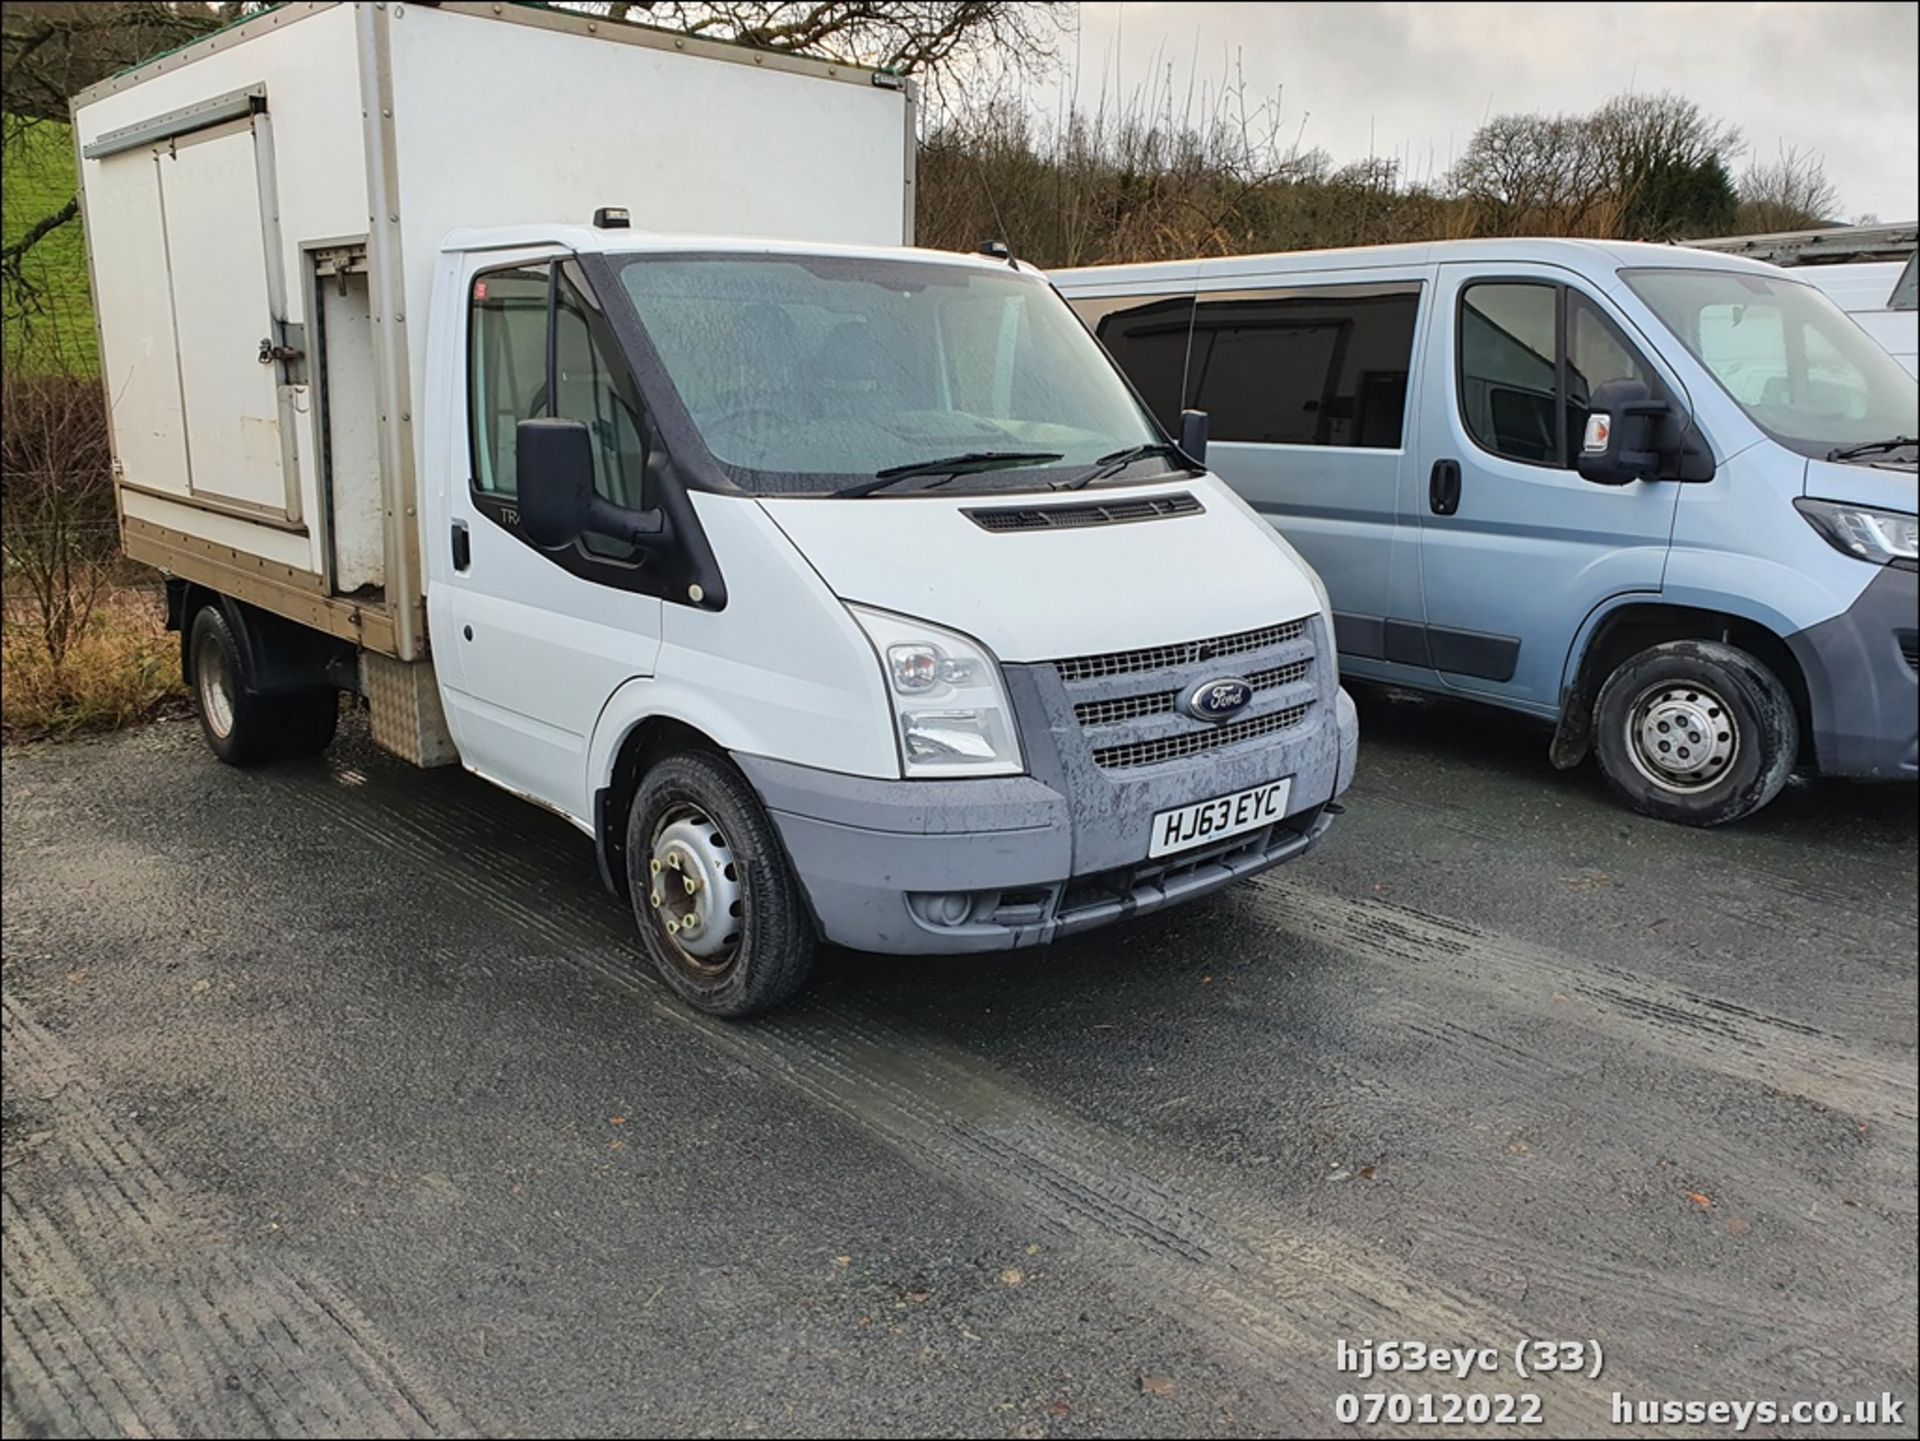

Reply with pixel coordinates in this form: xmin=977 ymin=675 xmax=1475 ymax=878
xmin=2 ymin=115 xmax=98 ymax=377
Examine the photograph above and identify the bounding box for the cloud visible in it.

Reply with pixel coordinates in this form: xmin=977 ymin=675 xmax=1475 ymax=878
xmin=1058 ymin=1 xmax=1917 ymax=222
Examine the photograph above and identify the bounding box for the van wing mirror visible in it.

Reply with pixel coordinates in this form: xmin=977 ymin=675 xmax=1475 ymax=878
xmin=1576 ymin=379 xmax=1714 ymax=486
xmin=514 ymin=417 xmax=665 ymax=550
xmin=1179 ymin=408 xmax=1209 ymax=465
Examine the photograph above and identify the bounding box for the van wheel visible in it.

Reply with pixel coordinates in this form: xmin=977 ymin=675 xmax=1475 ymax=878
xmin=189 ymin=607 xmax=279 ymax=767
xmin=624 ymin=750 xmax=815 ymax=1018
xmin=1592 ymin=640 xmax=1797 ymax=827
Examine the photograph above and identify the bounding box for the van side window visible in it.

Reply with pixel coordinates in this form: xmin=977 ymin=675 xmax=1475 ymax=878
xmin=1565 ymin=294 xmax=1663 ymax=467
xmin=468 ymin=266 xmax=549 ymax=495
xmin=468 ymin=262 xmax=649 ymax=559
xmin=1185 ymin=284 xmax=1421 ymax=448
xmin=1459 ymin=282 xmax=1561 ymax=464
xmin=1461 ymin=282 xmax=1669 ymax=469
xmin=1068 ymin=294 xmax=1195 ymax=433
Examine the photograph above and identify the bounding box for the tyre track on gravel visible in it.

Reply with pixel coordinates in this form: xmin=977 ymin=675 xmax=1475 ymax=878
xmin=0 ymin=995 xmax=467 ymax=1440
xmin=261 ymin=760 xmax=1662 ymax=1433
xmin=1250 ymin=878 xmax=1917 ymax=1133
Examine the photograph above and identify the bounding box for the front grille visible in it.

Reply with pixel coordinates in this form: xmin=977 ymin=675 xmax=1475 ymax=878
xmin=1072 ymin=657 xmax=1313 ymax=727
xmin=1091 ymin=702 xmax=1312 ymax=770
xmin=967 ymin=493 xmax=1202 ymax=532
xmin=1054 ymin=619 xmax=1308 ymax=684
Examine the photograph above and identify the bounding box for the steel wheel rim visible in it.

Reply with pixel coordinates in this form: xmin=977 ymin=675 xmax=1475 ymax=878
xmin=1624 ymin=679 xmax=1738 ymax=793
xmin=646 ymin=804 xmax=744 ymax=975
xmin=196 ymin=633 xmax=236 ymax=740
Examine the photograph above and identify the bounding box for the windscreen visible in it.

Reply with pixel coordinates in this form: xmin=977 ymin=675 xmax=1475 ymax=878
xmin=616 ymin=253 xmax=1162 ymax=494
xmin=1624 ymin=267 xmax=1917 ymax=460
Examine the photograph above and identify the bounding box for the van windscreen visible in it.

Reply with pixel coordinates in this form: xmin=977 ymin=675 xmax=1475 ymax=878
xmin=1624 ymin=267 xmax=1917 ymax=461
xmin=615 ymin=254 xmax=1163 ymax=495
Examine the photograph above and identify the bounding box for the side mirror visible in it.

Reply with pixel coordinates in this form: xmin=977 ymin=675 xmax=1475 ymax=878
xmin=1575 ymin=380 xmax=1664 ymax=486
xmin=1179 ymin=408 xmax=1209 ymax=465
xmin=515 ymin=417 xmax=665 ymax=550
xmin=1576 ymin=379 xmax=1716 ymax=486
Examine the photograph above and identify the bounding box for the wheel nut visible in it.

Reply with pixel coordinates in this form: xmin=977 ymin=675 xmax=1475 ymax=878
xmin=683 ymin=876 xmax=697 ymax=895
xmin=650 ymin=859 xmax=661 ymax=875
xmin=649 ymin=891 xmax=661 ymax=908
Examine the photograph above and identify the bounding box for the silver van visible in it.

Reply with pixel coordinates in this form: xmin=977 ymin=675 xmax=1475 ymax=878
xmin=1055 ymin=239 xmax=1917 ymax=825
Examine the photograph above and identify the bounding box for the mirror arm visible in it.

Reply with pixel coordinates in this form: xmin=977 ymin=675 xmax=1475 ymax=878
xmin=582 ymin=493 xmax=668 ymax=546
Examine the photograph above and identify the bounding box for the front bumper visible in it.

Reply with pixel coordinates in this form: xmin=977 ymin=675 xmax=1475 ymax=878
xmin=736 ymin=676 xmax=1358 ymax=956
xmin=1786 ymin=564 xmax=1919 ymax=779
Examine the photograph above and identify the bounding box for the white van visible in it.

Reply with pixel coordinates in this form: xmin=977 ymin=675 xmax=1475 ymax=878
xmin=74 ymin=3 xmax=1357 ymax=1016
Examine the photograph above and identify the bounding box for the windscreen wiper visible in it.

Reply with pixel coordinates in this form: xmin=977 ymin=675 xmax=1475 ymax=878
xmin=834 ymin=450 xmax=1063 ymax=498
xmin=1827 ymin=436 xmax=1917 ymax=462
xmin=1053 ymin=441 xmax=1196 ymax=491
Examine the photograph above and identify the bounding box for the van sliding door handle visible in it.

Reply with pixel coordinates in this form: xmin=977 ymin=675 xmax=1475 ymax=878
xmin=1429 ymin=459 xmax=1462 ymax=516
xmin=450 ymin=520 xmax=471 ymax=571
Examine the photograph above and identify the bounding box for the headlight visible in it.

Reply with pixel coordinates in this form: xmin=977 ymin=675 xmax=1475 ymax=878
xmin=847 ymin=604 xmax=1024 ymax=778
xmin=1795 ymin=498 xmax=1919 ymax=567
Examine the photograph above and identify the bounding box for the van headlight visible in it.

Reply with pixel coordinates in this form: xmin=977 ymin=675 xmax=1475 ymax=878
xmin=848 ymin=604 xmax=1023 ymax=778
xmin=1795 ymin=498 xmax=1919 ymax=567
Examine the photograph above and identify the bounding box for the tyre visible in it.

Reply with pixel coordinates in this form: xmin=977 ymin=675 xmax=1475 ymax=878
xmin=188 ymin=606 xmax=339 ymax=766
xmin=1592 ymin=640 xmax=1798 ymax=827
xmin=188 ymin=606 xmax=281 ymax=767
xmin=624 ymin=750 xmax=815 ymax=1017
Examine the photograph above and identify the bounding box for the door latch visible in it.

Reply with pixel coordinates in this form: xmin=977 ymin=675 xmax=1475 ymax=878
xmin=258 ymin=337 xmax=304 ymax=365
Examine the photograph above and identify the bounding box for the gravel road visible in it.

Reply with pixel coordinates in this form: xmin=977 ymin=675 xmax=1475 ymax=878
xmin=3 ymin=687 xmax=1914 ymax=1437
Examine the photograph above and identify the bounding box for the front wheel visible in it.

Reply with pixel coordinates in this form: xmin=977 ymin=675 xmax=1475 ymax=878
xmin=624 ymin=750 xmax=815 ymax=1018
xmin=1591 ymin=639 xmax=1798 ymax=827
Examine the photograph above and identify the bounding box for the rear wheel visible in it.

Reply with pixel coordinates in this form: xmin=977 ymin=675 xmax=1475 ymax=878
xmin=188 ymin=606 xmax=337 ymax=766
xmin=624 ymin=750 xmax=814 ymax=1018
xmin=1592 ymin=639 xmax=1797 ymax=826
xmin=190 ymin=607 xmax=277 ymax=767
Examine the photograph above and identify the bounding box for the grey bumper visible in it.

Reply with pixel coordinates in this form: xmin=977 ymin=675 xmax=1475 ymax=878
xmin=735 ymin=670 xmax=1358 ymax=956
xmin=1786 ymin=564 xmax=1919 ymax=779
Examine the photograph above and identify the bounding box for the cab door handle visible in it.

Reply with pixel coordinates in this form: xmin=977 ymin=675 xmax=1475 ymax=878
xmin=451 ymin=519 xmax=471 ymax=571
xmin=1429 ymin=459 xmax=1462 ymax=516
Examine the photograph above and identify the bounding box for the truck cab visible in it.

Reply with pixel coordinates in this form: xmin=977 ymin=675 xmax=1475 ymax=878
xmin=424 ymin=227 xmax=1358 ymax=1013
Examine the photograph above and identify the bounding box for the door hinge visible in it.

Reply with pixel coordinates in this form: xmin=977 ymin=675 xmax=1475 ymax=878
xmin=258 ymin=337 xmax=304 ymax=365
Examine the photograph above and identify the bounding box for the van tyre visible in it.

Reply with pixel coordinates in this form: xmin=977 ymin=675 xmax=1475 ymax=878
xmin=625 ymin=750 xmax=815 ymax=1018
xmin=1592 ymin=640 xmax=1797 ymax=827
xmin=189 ymin=607 xmax=338 ymax=766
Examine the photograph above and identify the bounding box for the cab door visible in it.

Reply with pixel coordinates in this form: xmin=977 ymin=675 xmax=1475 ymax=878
xmin=1414 ymin=264 xmax=1686 ymax=710
xmin=427 ymin=251 xmax=662 ymax=821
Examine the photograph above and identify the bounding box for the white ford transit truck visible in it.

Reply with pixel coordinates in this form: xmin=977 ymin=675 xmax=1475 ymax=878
xmin=74 ymin=2 xmax=1357 ymax=1015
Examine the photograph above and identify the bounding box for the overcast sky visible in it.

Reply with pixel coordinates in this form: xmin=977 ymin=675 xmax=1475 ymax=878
xmin=1035 ymin=2 xmax=1917 ymax=224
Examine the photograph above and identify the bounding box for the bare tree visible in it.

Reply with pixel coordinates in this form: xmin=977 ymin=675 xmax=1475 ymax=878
xmin=1448 ymin=112 xmax=1610 ymax=235
xmin=0 ymin=374 xmax=117 ymax=683
xmin=2 ymin=3 xmax=232 ymax=349
xmin=1738 ymin=145 xmax=1841 ymax=233
xmin=1450 ymin=92 xmax=1742 ymax=240
xmin=585 ymin=2 xmax=1061 ymax=82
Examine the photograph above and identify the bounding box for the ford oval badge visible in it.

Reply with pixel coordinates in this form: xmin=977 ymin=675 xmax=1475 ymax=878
xmin=1180 ymin=677 xmax=1253 ymax=723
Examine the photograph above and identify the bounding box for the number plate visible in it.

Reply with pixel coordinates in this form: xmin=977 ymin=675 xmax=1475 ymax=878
xmin=1148 ymin=778 xmax=1292 ymax=859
